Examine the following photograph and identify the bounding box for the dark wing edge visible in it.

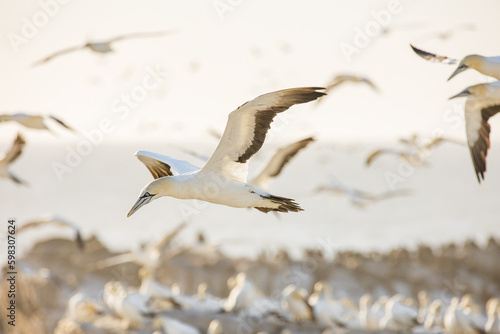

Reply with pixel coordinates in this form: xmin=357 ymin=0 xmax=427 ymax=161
xmin=410 ymin=44 xmax=457 ymax=64
xmin=136 ymin=154 xmax=174 ymax=179
xmin=468 ymin=105 xmax=500 ymax=182
xmin=49 ymin=116 xmax=75 ymax=131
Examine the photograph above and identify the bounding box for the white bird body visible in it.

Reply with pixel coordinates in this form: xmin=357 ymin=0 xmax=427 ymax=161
xmin=280 ymin=284 xmax=313 ymax=322
xmin=359 ymin=294 xmax=386 ymax=330
xmin=128 ymin=87 xmax=325 ymax=216
xmin=486 ymin=298 xmax=500 ymax=334
xmin=153 ymin=172 xmax=284 ymax=208
xmin=67 ymin=293 xmax=102 ymax=323
xmin=154 ymin=316 xmax=200 ymax=334
xmin=379 ymin=294 xmax=418 ymax=331
xmin=207 ymin=319 xmax=223 ymax=334
xmin=444 ymin=297 xmax=484 ymax=334
xmin=224 ymin=273 xmax=258 ymax=313
xmin=308 ymin=282 xmax=356 ymax=328
xmin=139 ymin=269 xmax=173 ymax=300
xmin=103 ymin=282 xmax=150 ymax=329
xmin=424 ymin=299 xmax=445 ymax=329
xmin=5 ymin=114 xmax=47 ymax=129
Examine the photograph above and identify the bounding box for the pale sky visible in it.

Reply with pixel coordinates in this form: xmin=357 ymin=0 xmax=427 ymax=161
xmin=1 ymin=0 xmax=500 ymax=144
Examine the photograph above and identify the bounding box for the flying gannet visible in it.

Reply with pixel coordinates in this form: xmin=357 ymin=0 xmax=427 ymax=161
xmin=18 ymin=215 xmax=84 ymax=249
xmin=92 ymin=221 xmax=188 ymax=271
xmin=0 ymin=113 xmax=74 ymax=132
xmin=127 ymin=87 xmax=325 ymax=217
xmin=365 ymin=134 xmax=464 ymax=167
xmin=33 ymin=30 xmax=175 ymax=66
xmin=316 ymin=74 xmax=378 ymax=105
xmin=314 ymin=181 xmax=411 ymax=208
xmin=0 ymin=133 xmax=26 ymax=185
xmin=449 ymin=81 xmax=500 ymax=182
xmin=410 ymin=44 xmax=500 ymax=81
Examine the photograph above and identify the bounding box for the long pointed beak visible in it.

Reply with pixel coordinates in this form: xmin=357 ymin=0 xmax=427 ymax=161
xmin=127 ymin=193 xmax=155 ymax=217
xmin=448 ymin=65 xmax=466 ymax=81
xmin=448 ymin=88 xmax=471 ymax=100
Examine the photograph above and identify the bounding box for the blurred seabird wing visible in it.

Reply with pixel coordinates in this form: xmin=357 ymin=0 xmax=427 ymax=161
xmin=251 ymin=137 xmax=315 ymax=189
xmin=0 ymin=133 xmax=25 ymax=165
xmin=33 ymin=44 xmax=86 ymax=66
xmin=17 ymin=216 xmax=84 ymax=250
xmin=48 ymin=115 xmax=75 ymax=131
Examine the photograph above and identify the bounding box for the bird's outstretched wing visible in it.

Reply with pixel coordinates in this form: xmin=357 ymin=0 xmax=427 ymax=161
xmin=372 ymin=189 xmax=412 ymax=201
xmin=423 ymin=136 xmax=465 ymax=150
xmin=365 ymin=148 xmax=403 ymax=166
xmin=199 ymin=87 xmax=325 ymax=182
xmin=48 ymin=115 xmax=74 ymax=131
xmin=464 ymin=99 xmax=500 ymax=182
xmin=410 ymin=44 xmax=458 ymax=65
xmin=0 ymin=133 xmax=25 ymax=166
xmin=135 ymin=150 xmax=200 ymax=179
xmin=33 ymin=44 xmax=86 ymax=66
xmin=251 ymin=137 xmax=315 ymax=190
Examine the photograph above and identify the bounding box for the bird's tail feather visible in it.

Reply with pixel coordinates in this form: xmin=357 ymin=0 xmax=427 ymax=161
xmin=256 ymin=195 xmax=303 ymax=213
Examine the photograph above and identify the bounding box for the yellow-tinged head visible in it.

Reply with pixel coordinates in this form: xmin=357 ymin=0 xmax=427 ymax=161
xmin=448 ymin=55 xmax=485 ymax=81
xmin=448 ymin=82 xmax=493 ymax=100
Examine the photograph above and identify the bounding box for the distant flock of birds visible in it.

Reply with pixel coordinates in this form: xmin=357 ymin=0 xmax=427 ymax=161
xmin=53 ymin=243 xmax=500 ymax=334
xmin=25 ymin=220 xmax=495 ymax=334
xmin=55 ymin=284 xmax=500 ymax=333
